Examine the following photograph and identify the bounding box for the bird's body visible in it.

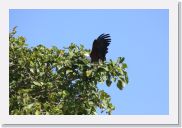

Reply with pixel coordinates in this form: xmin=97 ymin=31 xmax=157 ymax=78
xmin=90 ymin=34 xmax=111 ymax=62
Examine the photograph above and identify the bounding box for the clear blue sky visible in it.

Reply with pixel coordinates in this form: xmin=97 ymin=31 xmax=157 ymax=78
xmin=9 ymin=9 xmax=169 ymax=115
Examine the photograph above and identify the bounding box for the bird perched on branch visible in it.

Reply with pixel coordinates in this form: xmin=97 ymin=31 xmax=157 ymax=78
xmin=85 ymin=34 xmax=111 ymax=63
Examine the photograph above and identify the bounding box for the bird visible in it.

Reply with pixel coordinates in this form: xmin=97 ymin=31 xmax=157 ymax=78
xmin=88 ymin=34 xmax=111 ymax=63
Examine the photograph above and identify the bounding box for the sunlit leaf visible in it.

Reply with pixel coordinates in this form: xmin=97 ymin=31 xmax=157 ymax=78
xmin=33 ymin=81 xmax=41 ymax=86
xmin=86 ymin=70 xmax=92 ymax=77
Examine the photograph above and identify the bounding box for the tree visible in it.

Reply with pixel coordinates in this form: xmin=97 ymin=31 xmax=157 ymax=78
xmin=9 ymin=28 xmax=129 ymax=115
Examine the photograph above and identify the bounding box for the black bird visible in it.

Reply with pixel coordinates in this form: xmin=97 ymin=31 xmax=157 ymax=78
xmin=89 ymin=34 xmax=111 ymax=62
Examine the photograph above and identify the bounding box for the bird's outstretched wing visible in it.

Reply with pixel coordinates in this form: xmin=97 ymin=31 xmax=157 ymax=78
xmin=90 ymin=34 xmax=111 ymax=62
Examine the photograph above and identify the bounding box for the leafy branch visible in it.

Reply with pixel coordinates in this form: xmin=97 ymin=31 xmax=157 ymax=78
xmin=9 ymin=28 xmax=129 ymax=115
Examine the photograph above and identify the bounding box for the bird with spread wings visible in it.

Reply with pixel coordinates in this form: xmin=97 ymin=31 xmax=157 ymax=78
xmin=89 ymin=34 xmax=111 ymax=63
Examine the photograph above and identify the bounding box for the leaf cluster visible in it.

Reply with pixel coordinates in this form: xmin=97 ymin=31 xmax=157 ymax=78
xmin=9 ymin=28 xmax=129 ymax=115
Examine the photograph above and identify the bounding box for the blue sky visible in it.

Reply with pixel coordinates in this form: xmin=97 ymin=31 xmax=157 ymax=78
xmin=9 ymin=9 xmax=169 ymax=115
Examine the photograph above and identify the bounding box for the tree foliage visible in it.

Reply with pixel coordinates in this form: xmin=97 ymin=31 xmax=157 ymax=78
xmin=9 ymin=28 xmax=129 ymax=115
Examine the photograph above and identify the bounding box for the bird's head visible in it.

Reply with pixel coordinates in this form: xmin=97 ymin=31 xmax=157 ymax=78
xmin=84 ymin=52 xmax=91 ymax=61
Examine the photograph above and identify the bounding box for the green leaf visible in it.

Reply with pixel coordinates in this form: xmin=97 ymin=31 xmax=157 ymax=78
xmin=30 ymin=68 xmax=34 ymax=73
xmin=35 ymin=110 xmax=40 ymax=115
xmin=57 ymin=65 xmax=62 ymax=70
xmin=27 ymin=103 xmax=34 ymax=109
xmin=125 ymin=75 xmax=129 ymax=83
xmin=122 ymin=63 xmax=128 ymax=69
xmin=86 ymin=70 xmax=92 ymax=77
xmin=85 ymin=108 xmax=92 ymax=114
xmin=100 ymin=90 xmax=110 ymax=100
xmin=66 ymin=69 xmax=72 ymax=74
xmin=117 ymin=80 xmax=123 ymax=90
xmin=88 ymin=101 xmax=94 ymax=106
xmin=30 ymin=61 xmax=34 ymax=66
xmin=39 ymin=72 xmax=44 ymax=76
xmin=62 ymin=90 xmax=69 ymax=98
xmin=118 ymin=57 xmax=125 ymax=63
xmin=106 ymin=79 xmax=112 ymax=87
xmin=97 ymin=67 xmax=106 ymax=73
xmin=33 ymin=81 xmax=41 ymax=86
